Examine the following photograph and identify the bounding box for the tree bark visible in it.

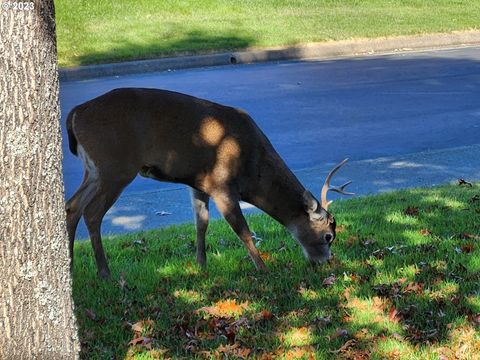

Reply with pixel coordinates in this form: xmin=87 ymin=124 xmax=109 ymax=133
xmin=0 ymin=1 xmax=80 ymax=358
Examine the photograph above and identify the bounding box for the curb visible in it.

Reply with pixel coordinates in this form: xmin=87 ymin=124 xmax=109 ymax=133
xmin=59 ymin=31 xmax=480 ymax=81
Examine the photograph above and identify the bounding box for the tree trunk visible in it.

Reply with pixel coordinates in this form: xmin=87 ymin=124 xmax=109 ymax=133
xmin=0 ymin=1 xmax=80 ymax=358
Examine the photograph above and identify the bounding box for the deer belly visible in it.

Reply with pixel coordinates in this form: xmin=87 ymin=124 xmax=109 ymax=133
xmin=139 ymin=165 xmax=180 ymax=183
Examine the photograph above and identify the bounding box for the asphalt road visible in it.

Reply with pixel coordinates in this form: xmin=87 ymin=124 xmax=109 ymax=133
xmin=60 ymin=46 xmax=480 ymax=239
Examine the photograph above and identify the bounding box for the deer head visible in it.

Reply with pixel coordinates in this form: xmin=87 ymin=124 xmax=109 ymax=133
xmin=291 ymin=159 xmax=353 ymax=264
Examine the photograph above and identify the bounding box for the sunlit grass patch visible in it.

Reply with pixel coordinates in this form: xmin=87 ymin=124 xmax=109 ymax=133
xmin=73 ymin=183 xmax=480 ymax=359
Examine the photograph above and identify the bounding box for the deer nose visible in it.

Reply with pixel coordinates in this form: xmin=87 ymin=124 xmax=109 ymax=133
xmin=325 ymin=233 xmax=334 ymax=243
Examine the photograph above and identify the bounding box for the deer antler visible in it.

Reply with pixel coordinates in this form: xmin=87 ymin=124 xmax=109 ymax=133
xmin=321 ymin=158 xmax=354 ymax=211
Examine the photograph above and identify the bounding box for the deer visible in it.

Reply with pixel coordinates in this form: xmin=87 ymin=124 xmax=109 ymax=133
xmin=65 ymin=88 xmax=353 ymax=279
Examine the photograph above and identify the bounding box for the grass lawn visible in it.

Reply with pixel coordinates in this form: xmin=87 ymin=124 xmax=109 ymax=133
xmin=55 ymin=0 xmax=480 ymax=67
xmin=73 ymin=183 xmax=480 ymax=359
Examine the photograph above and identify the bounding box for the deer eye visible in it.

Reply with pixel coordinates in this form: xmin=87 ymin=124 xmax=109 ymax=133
xmin=324 ymin=233 xmax=334 ymax=244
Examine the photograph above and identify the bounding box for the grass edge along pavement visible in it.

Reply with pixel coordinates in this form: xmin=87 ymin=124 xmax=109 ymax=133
xmin=55 ymin=0 xmax=480 ymax=68
xmin=73 ymin=183 xmax=480 ymax=359
xmin=59 ymin=30 xmax=480 ymax=81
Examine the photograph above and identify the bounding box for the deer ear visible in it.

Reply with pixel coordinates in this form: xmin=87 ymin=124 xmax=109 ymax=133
xmin=303 ymin=190 xmax=319 ymax=213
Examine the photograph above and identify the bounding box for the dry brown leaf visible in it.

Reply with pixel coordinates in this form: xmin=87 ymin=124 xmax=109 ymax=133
xmin=128 ymin=336 xmax=153 ymax=346
xmin=322 ymin=274 xmax=336 ymax=287
xmin=461 ymin=243 xmax=475 ymax=253
xmin=253 ymin=309 xmax=273 ymax=322
xmin=404 ymin=206 xmax=419 ymax=216
xmin=388 ymin=307 xmax=400 ymax=323
xmin=331 ymin=338 xmax=357 ymax=354
xmin=131 ymin=319 xmax=155 ymax=336
xmin=404 ymin=282 xmax=424 ymax=294
xmin=461 ymin=233 xmax=480 ymax=240
xmin=260 ymin=252 xmax=271 ymax=261
xmin=196 ymin=299 xmax=249 ymax=318
xmin=216 ymin=343 xmax=251 ymax=359
xmin=277 ymin=346 xmax=315 ymax=360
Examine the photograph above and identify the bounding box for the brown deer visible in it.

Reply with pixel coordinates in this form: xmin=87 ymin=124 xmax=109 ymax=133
xmin=65 ymin=88 xmax=352 ymax=279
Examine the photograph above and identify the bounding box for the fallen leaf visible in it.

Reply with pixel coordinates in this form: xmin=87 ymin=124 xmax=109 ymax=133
xmin=419 ymin=229 xmax=431 ymax=236
xmin=353 ymin=328 xmax=369 ymax=340
xmin=196 ymin=299 xmax=249 ymax=318
xmin=280 ymin=346 xmax=315 ymax=360
xmin=215 ymin=343 xmax=252 ymax=359
xmin=404 ymin=282 xmax=424 ymax=294
xmin=461 ymin=243 xmax=475 ymax=253
xmin=388 ymin=307 xmax=400 ymax=323
xmin=217 ymin=343 xmax=240 ymax=353
xmin=128 ymin=336 xmax=153 ymax=346
xmin=286 ymin=326 xmax=311 ymax=346
xmin=260 ymin=252 xmax=271 ymax=261
xmin=404 ymin=206 xmax=419 ymax=216
xmin=331 ymin=339 xmax=356 ymax=353
xmin=322 ymin=274 xmax=336 ymax=287
xmin=131 ymin=319 xmax=155 ymax=336
xmin=253 ymin=309 xmax=273 ymax=322
xmin=461 ymin=233 xmax=480 ymax=240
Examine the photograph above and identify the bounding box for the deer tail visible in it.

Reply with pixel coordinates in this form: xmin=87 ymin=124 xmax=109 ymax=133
xmin=66 ymin=107 xmax=78 ymax=156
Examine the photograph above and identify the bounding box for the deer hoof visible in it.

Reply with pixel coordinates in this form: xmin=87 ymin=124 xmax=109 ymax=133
xmin=98 ymin=268 xmax=111 ymax=280
xmin=197 ymin=257 xmax=207 ymax=268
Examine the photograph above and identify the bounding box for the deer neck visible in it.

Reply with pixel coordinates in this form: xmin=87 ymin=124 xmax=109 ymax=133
xmin=244 ymin=152 xmax=306 ymax=228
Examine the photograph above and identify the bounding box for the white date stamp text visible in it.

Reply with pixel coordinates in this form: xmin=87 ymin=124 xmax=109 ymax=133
xmin=2 ymin=2 xmax=35 ymax=11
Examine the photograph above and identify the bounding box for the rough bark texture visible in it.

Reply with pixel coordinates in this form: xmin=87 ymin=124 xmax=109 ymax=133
xmin=0 ymin=1 xmax=80 ymax=358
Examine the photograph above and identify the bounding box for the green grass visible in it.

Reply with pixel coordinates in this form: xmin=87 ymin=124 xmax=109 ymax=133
xmin=73 ymin=183 xmax=480 ymax=359
xmin=55 ymin=0 xmax=480 ymax=67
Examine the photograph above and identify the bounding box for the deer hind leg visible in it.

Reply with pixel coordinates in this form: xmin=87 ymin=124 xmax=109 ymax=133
xmin=82 ymin=178 xmax=133 ymax=279
xmin=190 ymin=188 xmax=210 ymax=267
xmin=66 ymin=170 xmax=99 ymax=268
xmin=211 ymin=190 xmax=268 ymax=271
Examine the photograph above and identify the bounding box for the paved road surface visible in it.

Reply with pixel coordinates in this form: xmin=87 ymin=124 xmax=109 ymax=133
xmin=60 ymin=46 xmax=480 ymax=239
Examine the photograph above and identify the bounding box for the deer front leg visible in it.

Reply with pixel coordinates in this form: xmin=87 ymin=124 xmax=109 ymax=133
xmin=191 ymin=188 xmax=210 ymax=267
xmin=211 ymin=191 xmax=268 ymax=271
